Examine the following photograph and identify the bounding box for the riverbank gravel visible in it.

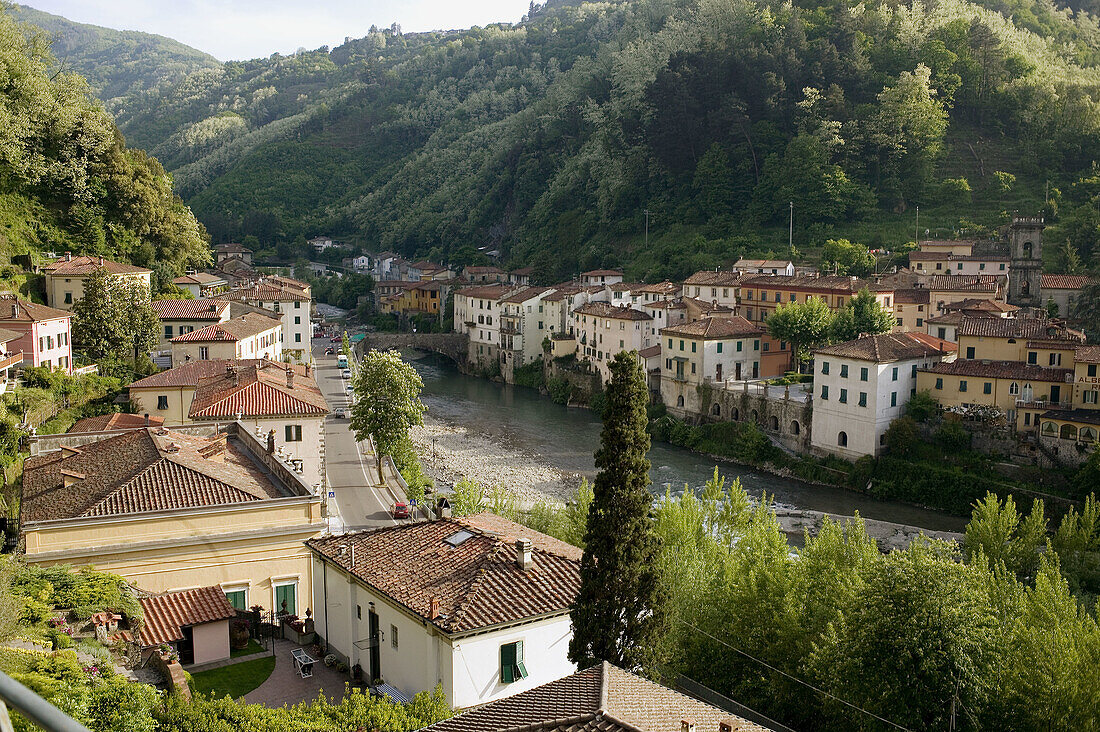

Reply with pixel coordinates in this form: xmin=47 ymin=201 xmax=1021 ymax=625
xmin=410 ymin=417 xmax=579 ymax=507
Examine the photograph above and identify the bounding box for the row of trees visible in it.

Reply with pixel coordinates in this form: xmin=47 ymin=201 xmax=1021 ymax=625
xmin=765 ymin=288 xmax=894 ymax=369
xmin=566 ymin=351 xmax=1100 ymax=730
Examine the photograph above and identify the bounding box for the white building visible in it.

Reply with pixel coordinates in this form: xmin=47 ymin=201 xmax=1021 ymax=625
xmin=454 ymin=284 xmax=517 ymax=368
xmin=732 ymin=258 xmax=795 ymax=276
xmin=659 ymin=316 xmax=763 ymax=418
xmin=307 ymin=513 xmax=580 ymax=709
xmin=811 ymin=333 xmax=957 ymax=459
xmin=499 ymin=286 xmax=558 ymax=376
xmin=151 ymin=299 xmax=231 ymax=354
xmin=681 ymin=271 xmax=742 ymax=310
xmin=572 ymin=302 xmax=655 ymax=383
xmin=578 ymin=269 xmax=623 ymax=286
xmin=309 ymin=236 xmax=337 ymax=252
xmin=169 ymin=312 xmax=283 ymax=366
xmin=220 ymin=279 xmax=313 ymax=362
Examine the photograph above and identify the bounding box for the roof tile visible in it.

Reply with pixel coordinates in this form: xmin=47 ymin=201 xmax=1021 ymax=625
xmin=139 ymin=586 xmax=237 ymax=647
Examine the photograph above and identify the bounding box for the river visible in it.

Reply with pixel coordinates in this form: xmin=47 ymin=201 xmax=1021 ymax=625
xmin=410 ymin=354 xmax=967 ymax=534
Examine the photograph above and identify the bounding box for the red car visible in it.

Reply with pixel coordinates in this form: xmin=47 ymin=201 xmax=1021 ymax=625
xmin=392 ymin=501 xmax=410 ymax=519
xmin=330 ymin=336 xmax=340 ymax=343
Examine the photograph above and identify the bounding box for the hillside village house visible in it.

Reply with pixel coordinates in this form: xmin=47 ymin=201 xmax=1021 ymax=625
xmin=954 ymin=316 xmax=1084 ymax=363
xmin=500 ymin=286 xmax=558 ymax=376
xmin=0 ymin=329 xmax=22 ymax=393
xmin=152 ymin=299 xmax=231 ymax=353
xmin=1036 ymin=346 xmax=1100 ymax=460
xmin=129 ymin=359 xmax=264 ymax=424
xmin=21 ymin=424 xmax=324 ymax=612
xmin=579 ymin=269 xmax=624 ymax=286
xmin=681 ymin=271 xmax=742 ymax=310
xmin=918 ymin=239 xmax=980 ymax=256
xmin=917 ymin=360 xmax=1074 ymax=431
xmin=892 ymin=289 xmax=930 ymax=332
xmin=508 ymin=266 xmax=534 ymax=286
xmin=926 ymin=274 xmax=1005 ymax=314
xmin=908 ymin=250 xmax=1010 ymax=276
xmin=43 ymin=254 xmax=152 ymax=311
xmin=811 ymin=333 xmax=956 ymax=459
xmin=221 ymin=279 xmax=313 ymax=361
xmin=660 ymin=316 xmax=764 ymax=418
xmin=454 ymin=284 xmax=516 ymax=367
xmin=463 ymin=266 xmax=507 ymax=283
xmin=733 ymin=258 xmax=795 ymax=276
xmin=139 ymin=587 xmax=237 ymax=666
xmin=186 ymin=361 xmax=329 ymax=487
xmin=0 ymin=296 xmax=72 ymax=374
xmin=171 ymin=272 xmax=228 ymax=298
xmin=307 ymin=513 xmax=580 ymax=708
xmin=573 ymin=302 xmax=654 ymax=382
xmin=169 ymin=312 xmax=282 ymax=366
xmin=309 ymin=236 xmax=337 ymax=253
xmin=1040 ymin=274 xmax=1092 ymax=317
xmin=214 ymin=242 xmax=253 ymax=264
xmin=607 ymin=281 xmax=680 ymax=307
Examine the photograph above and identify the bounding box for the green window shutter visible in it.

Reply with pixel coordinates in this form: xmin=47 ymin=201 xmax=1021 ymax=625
xmin=225 ymin=590 xmax=246 ymax=610
xmin=500 ymin=643 xmax=516 ymax=683
xmin=285 ymin=425 xmax=293 ymax=442
xmin=275 ymin=584 xmax=296 ymax=615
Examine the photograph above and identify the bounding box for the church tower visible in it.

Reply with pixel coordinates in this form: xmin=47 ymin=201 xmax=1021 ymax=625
xmin=1008 ymin=215 xmax=1043 ymax=308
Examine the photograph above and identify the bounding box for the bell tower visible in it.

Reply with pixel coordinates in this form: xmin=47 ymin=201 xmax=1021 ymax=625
xmin=1008 ymin=215 xmax=1043 ymax=308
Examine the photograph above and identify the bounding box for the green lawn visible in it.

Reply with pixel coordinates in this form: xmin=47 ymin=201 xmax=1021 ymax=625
xmin=190 ymin=656 xmax=275 ymax=699
xmin=231 ymin=639 xmax=264 ymax=658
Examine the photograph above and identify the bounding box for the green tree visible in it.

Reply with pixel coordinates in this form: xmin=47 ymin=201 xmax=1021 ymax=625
xmin=1055 ymin=240 xmax=1084 ymax=274
xmin=569 ymin=351 xmax=668 ymax=672
xmin=693 ymin=143 xmax=735 ymax=226
xmin=830 ymin=288 xmax=894 ymax=342
xmin=71 ymin=269 xmax=156 ymax=364
xmin=765 ymin=296 xmax=834 ymax=370
xmin=349 ymin=349 xmax=426 ymax=465
xmin=821 ymin=239 xmax=875 ymax=277
xmin=1072 ymin=282 xmax=1100 ymax=342
xmin=907 ymin=390 xmax=940 ymax=421
xmin=870 ymin=64 xmax=948 ymax=200
xmin=964 ymin=493 xmax=1047 ymax=580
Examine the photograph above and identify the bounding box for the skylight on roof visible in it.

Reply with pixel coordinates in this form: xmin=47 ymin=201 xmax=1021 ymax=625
xmin=444 ymin=530 xmax=474 ymax=547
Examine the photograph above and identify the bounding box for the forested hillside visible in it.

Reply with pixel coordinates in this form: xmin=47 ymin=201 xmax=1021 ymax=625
xmin=0 ymin=9 xmax=210 ymax=288
xmin=12 ymin=5 xmax=220 ymax=111
xmin=84 ymin=0 xmax=1100 ymax=280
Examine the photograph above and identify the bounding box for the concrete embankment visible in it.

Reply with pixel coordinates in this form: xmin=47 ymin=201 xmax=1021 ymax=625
xmin=776 ymin=509 xmax=964 ymax=551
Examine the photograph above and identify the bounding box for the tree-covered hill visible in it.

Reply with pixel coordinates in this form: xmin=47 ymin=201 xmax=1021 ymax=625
xmin=0 ymin=8 xmax=210 ymax=288
xmin=94 ymin=0 xmax=1100 ymax=280
xmin=12 ymin=4 xmax=220 ymax=112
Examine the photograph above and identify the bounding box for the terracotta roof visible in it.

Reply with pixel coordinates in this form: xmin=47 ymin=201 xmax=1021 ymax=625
xmin=501 ymin=286 xmax=557 ymax=304
xmin=43 ymin=255 xmax=151 ymax=277
xmin=541 ymin=286 xmax=586 ymax=303
xmin=306 ymin=513 xmax=580 ymax=634
xmin=266 ymin=275 xmax=310 ymax=292
xmin=661 ymin=316 xmax=761 ymax=339
xmin=908 ymin=251 xmax=951 ymax=261
xmin=129 ymin=358 xmax=279 ymax=389
xmin=734 ymin=258 xmax=793 ymax=270
xmin=169 ymin=313 xmax=281 ymax=343
xmin=214 ymin=242 xmax=251 ymax=253
xmin=683 ymin=271 xmax=742 ymax=287
xmin=0 ymin=327 xmax=22 ymax=343
xmin=580 ymin=269 xmax=624 ymax=277
xmin=919 ymin=239 xmax=978 ymax=247
xmin=957 ymin=317 xmax=1084 ymax=341
xmin=921 ymin=360 xmax=1073 ymax=382
xmin=815 ymin=332 xmax=955 ymax=362
xmin=455 ymin=284 xmax=515 ymax=300
xmin=222 ymin=282 xmax=311 ymax=302
xmin=680 ymin=296 xmax=734 ymax=313
xmin=741 ymin=274 xmax=870 ymax=292
xmin=464 ymin=266 xmax=505 ymax=274
xmin=1041 ymin=408 xmax=1100 ymax=426
xmin=0 ymin=295 xmax=71 ymax=323
xmin=173 ymin=272 xmax=225 ymax=286
xmin=21 ymin=428 xmax=284 ymax=523
xmin=139 ymin=587 xmax=236 ymax=647
xmin=1026 ymin=339 xmax=1081 ymax=350
xmin=615 ymin=281 xmax=680 ymax=295
xmin=924 ymin=312 xmax=968 ymax=325
xmin=509 ymin=266 xmax=535 ymax=276
xmin=1075 ymin=346 xmax=1100 ymax=363
xmin=152 ymin=299 xmax=229 ymax=321
xmin=638 ymin=345 xmax=662 ymax=359
xmin=642 ymin=299 xmax=684 ymax=310
xmin=943 ymin=298 xmax=1017 ymax=314
xmin=424 ymin=662 xmax=773 ymax=732
xmin=188 ymin=361 xmax=328 ymax=419
xmin=574 ymin=302 xmax=652 ymax=321
xmin=928 ymin=275 xmax=1000 ymax=292
xmin=893 ymin=289 xmax=930 ymax=304
xmin=1041 ymin=274 xmax=1092 ymax=290
xmin=69 ymin=413 xmax=165 ymax=434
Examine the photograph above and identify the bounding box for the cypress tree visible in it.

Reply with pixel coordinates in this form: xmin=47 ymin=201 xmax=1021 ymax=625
xmin=568 ymin=351 xmax=668 ymax=671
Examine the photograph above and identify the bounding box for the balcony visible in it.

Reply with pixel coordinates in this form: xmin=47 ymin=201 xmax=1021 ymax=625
xmin=1015 ymin=399 xmax=1073 ymax=411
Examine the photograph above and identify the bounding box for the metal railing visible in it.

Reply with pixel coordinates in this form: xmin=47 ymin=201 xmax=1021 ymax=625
xmin=0 ymin=669 xmax=92 ymax=731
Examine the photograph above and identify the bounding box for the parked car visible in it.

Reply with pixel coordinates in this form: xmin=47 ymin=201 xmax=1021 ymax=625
xmin=392 ymin=501 xmax=410 ymax=519
xmin=330 ymin=336 xmax=340 ymax=343
xmin=333 ymin=407 xmax=347 ymax=419
xmin=346 ymin=383 xmax=354 ymax=393
xmin=342 ymin=369 xmax=352 ymax=379
xmin=324 ymin=346 xmax=334 ymax=355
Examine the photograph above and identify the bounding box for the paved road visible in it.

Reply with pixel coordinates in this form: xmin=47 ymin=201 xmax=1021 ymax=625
xmin=313 ymin=338 xmax=401 ymax=531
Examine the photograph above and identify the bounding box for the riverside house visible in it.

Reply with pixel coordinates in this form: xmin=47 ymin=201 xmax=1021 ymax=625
xmin=21 ymin=423 xmax=324 ymax=612
xmin=221 ymin=278 xmax=314 ymax=362
xmin=659 ymin=316 xmax=764 ymax=418
xmin=572 ymin=301 xmax=654 ymax=383
xmin=307 ymin=513 xmax=580 ymax=708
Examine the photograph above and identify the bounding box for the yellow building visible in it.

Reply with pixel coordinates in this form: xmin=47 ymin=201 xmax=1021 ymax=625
xmin=892 ymin=289 xmax=931 ymax=332
xmin=43 ymin=254 xmax=153 ymax=310
xmin=1073 ymin=346 xmax=1100 ymax=409
xmin=917 ymin=360 xmax=1074 ymax=431
xmin=926 ymin=274 xmax=1005 ymax=315
xmin=21 ymin=423 xmax=323 ymax=613
xmin=955 ymin=316 xmax=1085 ymax=363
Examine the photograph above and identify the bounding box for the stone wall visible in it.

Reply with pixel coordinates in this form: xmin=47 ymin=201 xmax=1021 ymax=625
xmin=544 ymin=358 xmax=603 ymax=407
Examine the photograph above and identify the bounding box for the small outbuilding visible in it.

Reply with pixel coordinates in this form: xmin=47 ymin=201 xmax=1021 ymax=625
xmin=139 ymin=586 xmax=237 ymax=666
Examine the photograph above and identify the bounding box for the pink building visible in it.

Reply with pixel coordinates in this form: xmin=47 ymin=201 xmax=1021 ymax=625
xmin=0 ymin=295 xmax=73 ymax=374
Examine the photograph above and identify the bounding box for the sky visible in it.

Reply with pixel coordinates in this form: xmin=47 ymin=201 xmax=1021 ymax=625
xmin=25 ymin=0 xmax=533 ymax=61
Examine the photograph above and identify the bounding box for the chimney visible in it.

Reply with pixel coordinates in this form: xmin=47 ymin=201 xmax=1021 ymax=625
xmin=198 ymin=434 xmax=227 ymax=462
xmin=267 ymin=429 xmax=276 ymax=454
xmin=165 ymin=442 xmax=180 ymax=453
xmin=10 ymin=302 xmax=16 ymax=319
xmin=516 ymin=538 xmax=533 ymax=571
xmin=429 ymin=596 xmax=442 ymax=620
xmin=65 ymin=252 xmax=72 ymax=261
xmin=286 ymin=367 xmax=294 ymax=389
xmin=99 ymin=256 xmax=104 ymax=266
xmin=143 ymin=413 xmax=150 ymax=426
xmin=681 ymin=721 xmax=695 ymax=732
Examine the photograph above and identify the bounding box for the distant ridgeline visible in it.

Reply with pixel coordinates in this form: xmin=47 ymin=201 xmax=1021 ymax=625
xmin=36 ymin=0 xmax=1100 ymax=280
xmin=1 ymin=7 xmax=210 ymax=283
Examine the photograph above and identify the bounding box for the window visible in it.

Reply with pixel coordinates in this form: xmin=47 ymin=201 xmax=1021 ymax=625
xmin=199 ymin=347 xmax=209 ymax=360
xmin=295 ymin=333 xmax=301 ymax=342
xmin=983 ymin=382 xmax=992 ymax=395
xmin=64 ymin=292 xmax=72 ymax=304
xmin=839 ymin=388 xmax=848 ymax=404
xmin=357 ymin=605 xmax=361 ymax=619
xmin=691 ymin=342 xmax=696 ymax=353
xmin=294 ymin=301 xmax=301 ymax=309
xmin=858 ymin=392 xmax=867 ymax=407
xmin=935 ymin=378 xmax=943 ymax=390
xmin=1085 ymin=391 xmax=1098 ymax=405
xmin=897 ymin=318 xmax=903 ymax=326
xmin=274 ymin=581 xmax=297 ymax=616
xmin=717 ymin=343 xmax=723 ymax=353
xmin=916 ymin=318 xmax=923 ymax=327
xmin=285 ymin=425 xmax=303 ymax=442
xmin=966 ymin=347 xmax=975 ymax=359
xmin=38 ymin=336 xmax=44 ymax=351
xmin=959 ymin=380 xmax=967 ymax=392
xmin=892 ymin=366 xmax=898 ymax=381
xmin=891 ymin=392 xmax=897 ymax=407
xmin=691 ymin=362 xmax=696 ymax=374
xmin=164 ymin=325 xmax=173 ymax=338
xmin=391 ymin=624 xmax=399 ymax=649
xmin=1027 ymin=352 xmax=1037 ymax=365
xmin=500 ymin=641 xmax=528 ymax=684
xmin=1090 ymin=365 xmax=1097 ymax=378
xmin=668 ymin=339 xmax=673 ymax=349
xmin=753 ymin=340 xmax=760 ymax=351
xmin=840 ymin=365 xmax=849 ymax=378
xmin=860 ymin=367 xmax=868 ymax=382
xmin=1049 ymin=353 xmax=1061 ymax=366
xmin=822 ymin=361 xmax=830 ymax=375
xmin=911 ymin=365 xmax=918 ymax=378
xmin=745 ymin=308 xmax=753 ymax=320
xmin=838 ymin=431 xmax=848 ymax=447
xmin=937 ymin=327 xmax=946 ymax=339
xmin=679 ymin=340 xmax=684 ymax=351
xmin=157 ymin=395 xmax=169 ymax=410
xmin=763 ymin=342 xmax=769 ymax=352
xmin=295 ymin=316 xmax=301 ymax=324
xmin=736 ymin=341 xmax=742 ymax=352
xmin=821 ymin=385 xmax=829 ymax=400
xmin=224 ymin=589 xmax=247 ymax=610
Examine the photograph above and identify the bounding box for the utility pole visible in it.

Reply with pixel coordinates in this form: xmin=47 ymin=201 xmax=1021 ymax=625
xmin=644 ymin=209 xmax=651 ymax=249
xmin=915 ymin=205 xmax=919 ymax=245
xmin=788 ymin=202 xmax=793 ymax=251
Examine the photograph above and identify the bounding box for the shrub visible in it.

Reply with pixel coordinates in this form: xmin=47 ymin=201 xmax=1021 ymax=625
xmin=934 ymin=420 xmax=971 ymax=451
xmin=513 ymin=360 xmax=545 ymax=390
xmin=547 ymin=377 xmax=572 ymax=405
xmin=936 ymin=177 xmax=972 ymax=204
xmin=883 ymin=416 xmax=919 ymax=457
xmin=588 ymin=390 xmax=608 ymax=418
xmin=906 ymin=390 xmax=939 ymax=421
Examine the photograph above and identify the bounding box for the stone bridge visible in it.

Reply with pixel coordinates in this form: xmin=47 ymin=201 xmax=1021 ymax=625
xmin=354 ymin=332 xmax=468 ymax=364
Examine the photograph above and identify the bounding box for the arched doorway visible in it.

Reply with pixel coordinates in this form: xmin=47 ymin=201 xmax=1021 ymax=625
xmin=1060 ymin=424 xmax=1078 ymax=440
xmin=838 ymin=431 xmax=848 ymax=447
xmin=751 ymin=409 xmax=759 ymax=424
xmin=769 ymin=415 xmax=779 ymax=431
xmin=676 ymin=395 xmax=685 ymax=407
xmin=790 ymin=420 xmax=800 ymax=435
xmin=731 ymin=407 xmax=740 ymax=421
xmin=711 ymin=403 xmax=721 ymax=417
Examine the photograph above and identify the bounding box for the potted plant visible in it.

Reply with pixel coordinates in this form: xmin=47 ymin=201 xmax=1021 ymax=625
xmin=230 ymin=618 xmax=251 ymax=650
xmin=352 ymin=663 xmax=363 ymax=681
